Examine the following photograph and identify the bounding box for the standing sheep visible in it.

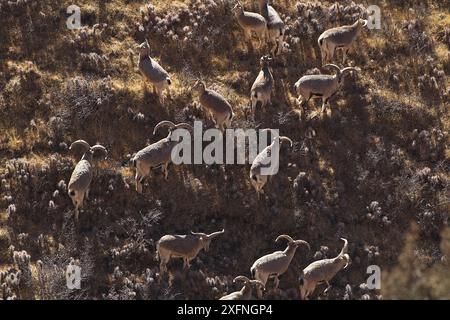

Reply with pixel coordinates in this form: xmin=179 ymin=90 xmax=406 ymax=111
xmin=250 ymin=55 xmax=274 ymax=118
xmin=251 ymin=235 xmax=310 ymax=298
xmin=318 ymin=19 xmax=368 ymax=64
xmin=192 ymin=80 xmax=234 ymax=132
xmin=299 ymin=238 xmax=351 ymax=300
xmin=131 ymin=121 xmax=192 ymax=193
xmin=250 ymin=129 xmax=292 ymax=197
xmin=156 ymin=229 xmax=225 ymax=275
xmin=232 ymin=2 xmax=267 ymax=50
xmin=257 ymin=0 xmax=285 ymax=56
xmin=294 ymin=64 xmax=359 ymax=113
xmin=138 ymin=40 xmax=172 ymax=102
xmin=68 ymin=140 xmax=107 ymax=222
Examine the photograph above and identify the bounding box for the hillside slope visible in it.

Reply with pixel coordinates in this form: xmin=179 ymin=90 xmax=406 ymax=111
xmin=0 ymin=0 xmax=448 ymax=300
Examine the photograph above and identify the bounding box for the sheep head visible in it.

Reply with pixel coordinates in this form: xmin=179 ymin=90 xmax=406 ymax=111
xmin=275 ymin=234 xmax=310 ymax=250
xmin=260 ymin=55 xmax=273 ymax=67
xmin=138 ymin=40 xmax=151 ymax=56
xmin=232 ymin=2 xmax=244 ymax=14
xmin=153 ymin=120 xmax=193 ymax=138
xmin=234 ymin=276 xmax=265 ymax=290
xmin=70 ymin=140 xmax=107 ymax=162
xmin=191 ymin=229 xmax=225 ymax=252
xmin=324 ymin=64 xmax=359 ymax=84
xmin=191 ymin=79 xmax=206 ymax=95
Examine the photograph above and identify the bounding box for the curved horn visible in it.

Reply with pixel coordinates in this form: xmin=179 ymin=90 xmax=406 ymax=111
xmin=275 ymin=234 xmax=295 ymax=243
xmin=153 ymin=120 xmax=176 ymax=135
xmin=339 ymin=238 xmax=348 ymax=256
xmin=208 ymin=229 xmax=225 ymax=239
xmin=279 ymin=136 xmax=293 ymax=147
xmin=233 ymin=276 xmax=250 ymax=283
xmin=341 ymin=67 xmax=359 ymax=75
xmin=260 ymin=128 xmax=278 ymax=142
xmin=191 ymin=231 xmax=207 ymax=237
xmin=90 ymin=145 xmax=108 ymax=159
xmin=295 ymin=240 xmax=311 ymax=250
xmin=323 ymin=64 xmax=341 ymax=74
xmin=69 ymin=140 xmax=91 ymax=152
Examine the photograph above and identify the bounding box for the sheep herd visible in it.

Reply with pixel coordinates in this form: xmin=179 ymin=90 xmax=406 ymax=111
xmin=67 ymin=0 xmax=371 ymax=299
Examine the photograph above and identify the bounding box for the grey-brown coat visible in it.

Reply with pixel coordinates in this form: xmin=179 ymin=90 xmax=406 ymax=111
xmin=192 ymin=80 xmax=234 ymax=131
xmin=138 ymin=40 xmax=172 ymax=101
xmin=318 ymin=19 xmax=367 ymax=64
xmin=250 ymin=129 xmax=292 ymax=196
xmin=250 ymin=55 xmax=274 ymax=118
xmin=257 ymin=0 xmax=285 ymax=55
xmin=294 ymin=64 xmax=358 ymax=113
xmin=156 ymin=229 xmax=225 ymax=275
xmin=250 ymin=235 xmax=310 ymax=297
xmin=299 ymin=238 xmax=350 ymax=299
xmin=68 ymin=140 xmax=107 ymax=221
xmin=233 ymin=2 xmax=267 ymax=49
xmin=131 ymin=121 xmax=192 ymax=193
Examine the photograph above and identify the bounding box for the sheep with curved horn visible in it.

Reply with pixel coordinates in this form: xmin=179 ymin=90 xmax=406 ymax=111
xmin=299 ymin=238 xmax=351 ymax=300
xmin=250 ymin=234 xmax=310 ymax=298
xmin=131 ymin=121 xmax=192 ymax=193
xmin=318 ymin=19 xmax=368 ymax=64
xmin=191 ymin=80 xmax=234 ymax=132
xmin=257 ymin=0 xmax=285 ymax=56
xmin=68 ymin=140 xmax=107 ymax=222
xmin=250 ymin=129 xmax=293 ymax=197
xmin=294 ymin=64 xmax=359 ymax=113
xmin=137 ymin=39 xmax=172 ymax=102
xmin=219 ymin=276 xmax=265 ymax=300
xmin=250 ymin=55 xmax=274 ymax=119
xmin=156 ymin=229 xmax=225 ymax=275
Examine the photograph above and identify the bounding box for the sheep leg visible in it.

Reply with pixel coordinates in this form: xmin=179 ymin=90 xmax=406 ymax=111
xmin=163 ymin=162 xmax=169 ymax=180
xmin=320 ymin=48 xmax=327 ymax=65
xmin=254 ymin=271 xmax=268 ymax=298
xmin=251 ymin=94 xmax=259 ymax=120
xmin=273 ymin=276 xmax=280 ymax=291
xmin=135 ymin=171 xmax=144 ymax=194
xmin=321 ymin=98 xmax=327 ymax=113
xmin=276 ymin=36 xmax=284 ymax=55
xmin=342 ymin=48 xmax=349 ymax=64
xmin=85 ymin=188 xmax=90 ymax=200
xmin=323 ymin=280 xmax=332 ymax=294
xmin=183 ymin=258 xmax=191 ymax=270
xmin=258 ymin=32 xmax=264 ymax=49
xmin=159 ymin=257 xmax=168 ymax=275
xmin=244 ymin=30 xmax=253 ymax=51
